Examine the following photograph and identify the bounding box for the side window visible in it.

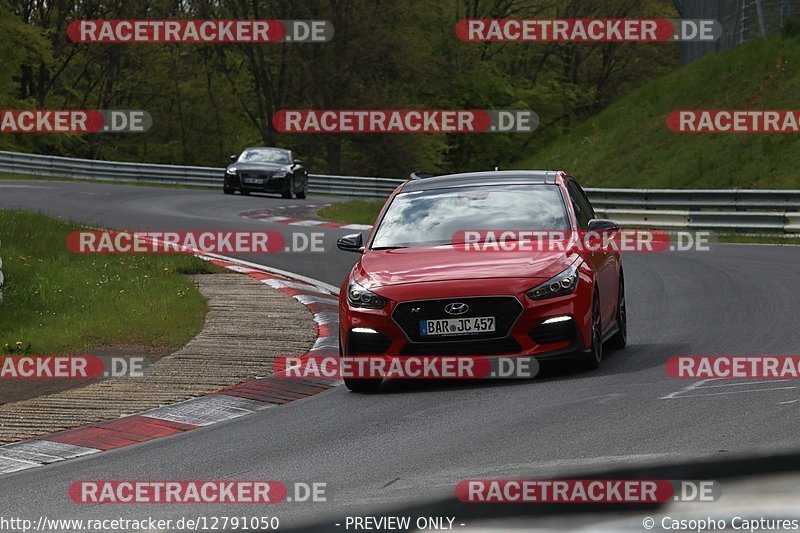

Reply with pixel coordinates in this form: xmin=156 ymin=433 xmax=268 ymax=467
xmin=573 ymin=180 xmax=596 ymax=220
xmin=566 ymin=180 xmax=592 ymax=229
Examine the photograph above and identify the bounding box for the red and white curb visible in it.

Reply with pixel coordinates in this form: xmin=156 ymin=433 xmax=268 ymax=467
xmin=241 ymin=205 xmax=374 ymax=231
xmin=0 ymin=254 xmax=341 ymax=476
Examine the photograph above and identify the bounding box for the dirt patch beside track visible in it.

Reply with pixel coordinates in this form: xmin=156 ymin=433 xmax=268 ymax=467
xmin=0 ymin=273 xmax=316 ymax=444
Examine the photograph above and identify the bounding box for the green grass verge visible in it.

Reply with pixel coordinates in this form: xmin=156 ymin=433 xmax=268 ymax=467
xmin=716 ymin=233 xmax=800 ymax=245
xmin=0 ymin=209 xmax=218 ymax=354
xmin=513 ymin=36 xmax=800 ymax=189
xmin=317 ymin=199 xmax=386 ymax=226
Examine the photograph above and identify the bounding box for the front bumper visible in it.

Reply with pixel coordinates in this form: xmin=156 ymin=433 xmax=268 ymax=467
xmin=339 ymin=276 xmax=594 ymax=362
xmin=225 ymin=173 xmax=290 ymax=193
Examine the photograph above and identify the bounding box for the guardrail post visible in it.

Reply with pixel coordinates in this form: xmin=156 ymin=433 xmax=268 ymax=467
xmin=784 ymin=213 xmax=800 ymax=233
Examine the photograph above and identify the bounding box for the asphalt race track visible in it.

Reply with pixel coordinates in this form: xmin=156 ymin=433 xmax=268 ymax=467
xmin=1 ymin=179 xmax=800 ymax=530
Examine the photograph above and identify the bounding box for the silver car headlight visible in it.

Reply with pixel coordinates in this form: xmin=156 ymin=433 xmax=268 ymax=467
xmin=226 ymin=167 xmax=237 ymax=175
xmin=526 ymin=262 xmax=581 ymax=300
xmin=273 ymin=171 xmax=288 ymax=178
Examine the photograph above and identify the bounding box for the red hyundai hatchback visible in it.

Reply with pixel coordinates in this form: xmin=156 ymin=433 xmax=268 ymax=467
xmin=336 ymin=171 xmax=626 ymax=392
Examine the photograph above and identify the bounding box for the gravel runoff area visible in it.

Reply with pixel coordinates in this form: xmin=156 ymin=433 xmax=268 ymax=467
xmin=0 ymin=273 xmax=317 ymax=444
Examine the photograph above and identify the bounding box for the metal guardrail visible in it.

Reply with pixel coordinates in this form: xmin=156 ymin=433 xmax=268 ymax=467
xmin=587 ymin=190 xmax=800 ymax=233
xmin=587 ymin=188 xmax=800 ymax=210
xmin=310 ymin=174 xmax=402 ymax=198
xmin=0 ymin=150 xmax=798 ymax=233
xmin=0 ymin=150 xmax=402 ymax=196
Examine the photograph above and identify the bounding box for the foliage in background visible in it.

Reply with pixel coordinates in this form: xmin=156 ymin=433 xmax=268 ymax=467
xmin=1 ymin=0 xmax=677 ymax=177
xmin=514 ymin=36 xmax=800 ymax=189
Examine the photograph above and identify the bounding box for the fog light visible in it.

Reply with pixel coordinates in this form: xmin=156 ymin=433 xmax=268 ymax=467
xmin=542 ymin=316 xmax=572 ymax=324
xmin=352 ymin=327 xmax=379 ymax=334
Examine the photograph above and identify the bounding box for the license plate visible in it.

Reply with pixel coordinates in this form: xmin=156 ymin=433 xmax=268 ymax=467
xmin=420 ymin=316 xmax=495 ymax=336
xmin=244 ymin=177 xmax=264 ymax=184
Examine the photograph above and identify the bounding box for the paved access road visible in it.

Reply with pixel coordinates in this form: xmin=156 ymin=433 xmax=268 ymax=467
xmin=1 ymin=180 xmax=799 ymax=530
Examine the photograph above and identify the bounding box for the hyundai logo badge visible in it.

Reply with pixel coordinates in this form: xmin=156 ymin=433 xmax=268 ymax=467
xmin=445 ymin=302 xmax=469 ymax=316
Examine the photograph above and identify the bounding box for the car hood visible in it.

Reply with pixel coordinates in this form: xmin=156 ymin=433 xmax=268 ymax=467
xmin=354 ymin=247 xmax=578 ymax=288
xmin=227 ymin=162 xmax=290 ymax=173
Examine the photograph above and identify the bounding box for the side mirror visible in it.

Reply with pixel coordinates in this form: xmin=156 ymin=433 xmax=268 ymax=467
xmin=337 ymin=233 xmax=364 ymax=253
xmin=229 ymin=154 xmax=238 ymax=163
xmin=293 ymin=159 xmax=303 ymax=166
xmin=587 ymin=218 xmax=619 ymax=232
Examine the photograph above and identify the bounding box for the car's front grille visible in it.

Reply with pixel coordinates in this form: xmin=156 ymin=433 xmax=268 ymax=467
xmin=400 ymin=337 xmax=522 ymax=356
xmin=240 ymin=172 xmax=272 ymax=180
xmin=348 ymin=330 xmax=392 ymax=354
xmin=392 ymin=296 xmax=522 ymax=343
xmin=529 ymin=319 xmax=576 ymax=345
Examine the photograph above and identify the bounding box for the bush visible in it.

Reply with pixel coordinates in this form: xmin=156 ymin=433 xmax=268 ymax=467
xmin=783 ymin=17 xmax=800 ymax=38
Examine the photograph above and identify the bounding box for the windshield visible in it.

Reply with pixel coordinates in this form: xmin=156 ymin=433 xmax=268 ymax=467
xmin=370 ymin=184 xmax=568 ymax=249
xmin=237 ymin=148 xmax=291 ymax=165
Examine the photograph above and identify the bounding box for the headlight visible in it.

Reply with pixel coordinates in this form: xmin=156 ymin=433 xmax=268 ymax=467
xmin=273 ymin=171 xmax=288 ymax=178
xmin=226 ymin=167 xmax=237 ymax=174
xmin=347 ymin=279 xmax=388 ymax=309
xmin=526 ymin=262 xmax=581 ymax=300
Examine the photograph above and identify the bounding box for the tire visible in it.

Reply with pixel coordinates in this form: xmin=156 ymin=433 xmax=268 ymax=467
xmin=580 ymin=290 xmax=603 ymax=370
xmin=340 ymin=340 xmax=382 ymax=393
xmin=281 ymin=186 xmax=292 ymax=199
xmin=296 ymin=180 xmax=307 ymax=199
xmin=344 ymin=376 xmax=383 ymax=393
xmin=606 ymin=276 xmax=627 ymax=350
xmin=223 ymin=186 xmax=233 ymax=195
